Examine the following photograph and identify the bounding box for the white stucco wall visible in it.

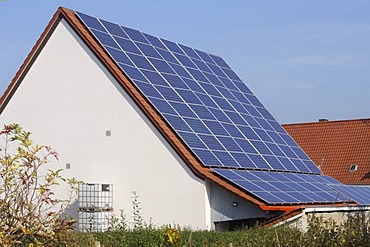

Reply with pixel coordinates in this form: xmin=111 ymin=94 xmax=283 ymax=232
xmin=0 ymin=19 xmax=211 ymax=229
xmin=286 ymin=207 xmax=370 ymax=232
xmin=209 ymin=182 xmax=268 ymax=224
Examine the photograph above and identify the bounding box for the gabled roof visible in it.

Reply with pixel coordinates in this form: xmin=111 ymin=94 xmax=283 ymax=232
xmin=2 ymin=7 xmax=369 ymax=213
xmin=283 ymin=118 xmax=370 ymax=185
xmin=0 ymin=7 xmax=267 ymax=208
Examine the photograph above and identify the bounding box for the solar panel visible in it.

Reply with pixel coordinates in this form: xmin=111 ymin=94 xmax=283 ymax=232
xmin=76 ymin=11 xmax=319 ymax=174
xmin=330 ymin=184 xmax=370 ymax=205
xmin=213 ymin=169 xmax=350 ymax=204
xmin=75 ymin=11 xmax=370 ymax=206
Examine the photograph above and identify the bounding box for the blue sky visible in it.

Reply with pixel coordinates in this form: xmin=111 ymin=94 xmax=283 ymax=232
xmin=1 ymin=1 xmax=369 ymax=123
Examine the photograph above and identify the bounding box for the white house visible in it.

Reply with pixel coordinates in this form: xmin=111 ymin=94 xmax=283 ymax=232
xmin=1 ymin=7 xmax=369 ymax=231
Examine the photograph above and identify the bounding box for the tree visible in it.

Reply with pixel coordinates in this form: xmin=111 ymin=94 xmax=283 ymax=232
xmin=0 ymin=123 xmax=80 ymax=246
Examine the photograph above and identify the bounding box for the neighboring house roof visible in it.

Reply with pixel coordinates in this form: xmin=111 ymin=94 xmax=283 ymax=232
xmin=283 ymin=118 xmax=370 ymax=185
xmin=1 ymin=7 xmax=370 ymax=214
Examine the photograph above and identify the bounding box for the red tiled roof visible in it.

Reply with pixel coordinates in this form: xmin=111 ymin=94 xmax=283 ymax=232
xmin=283 ymin=119 xmax=370 ymax=185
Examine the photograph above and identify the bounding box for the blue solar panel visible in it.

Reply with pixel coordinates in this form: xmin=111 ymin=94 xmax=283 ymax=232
xmin=155 ymin=86 xmax=182 ymax=102
xmin=162 ymin=74 xmax=188 ymax=89
xmin=212 ymin=169 xmax=356 ymax=204
xmin=254 ymin=128 xmax=274 ymax=142
xmin=156 ymin=49 xmax=180 ymax=64
xmin=212 ymin=151 xmax=239 ymax=167
xmin=250 ymin=141 xmax=273 ymax=155
xmin=170 ymin=102 xmax=197 ymax=118
xmin=224 ymin=111 xmax=246 ymax=125
xmin=200 ymin=83 xmax=222 ymax=97
xmin=176 ymin=90 xmax=202 ymax=105
xmin=177 ymin=131 xmax=206 ymax=149
xmin=190 ymin=105 xmax=216 ymax=120
xmin=192 ymin=148 xmax=221 ymax=166
xmin=105 ymin=46 xmax=134 ymax=66
xmin=231 ymin=152 xmax=256 ymax=169
xmin=76 ymin=11 xmax=365 ymax=206
xmin=174 ymin=54 xmax=198 ymax=69
xmin=121 ymin=26 xmax=149 ymax=44
xmin=216 ymin=87 xmax=236 ymax=101
xmin=114 ymin=36 xmax=142 ymax=54
xmin=178 ymin=44 xmax=201 ymax=60
xmin=222 ymin=68 xmax=242 ymax=81
xmin=135 ymin=42 xmax=162 ymax=59
xmin=142 ymin=33 xmax=167 ymax=49
xmin=222 ymin=123 xmax=244 ymax=139
xmin=238 ymin=126 xmax=260 ymax=140
xmin=217 ymin=136 xmax=242 ymax=152
xmin=209 ymin=54 xmax=231 ymax=69
xmin=148 ymin=58 xmax=175 ymax=74
xmin=77 ymin=12 xmax=106 ymax=32
xmin=118 ymin=64 xmax=147 ymax=82
xmin=203 ymin=120 xmax=229 ymax=136
xmin=147 ymin=97 xmax=177 ymax=115
xmin=134 ymin=81 xmax=162 ymax=98
xmin=161 ymin=39 xmax=185 ymax=55
xmin=195 ymin=93 xmax=218 ymax=108
xmin=169 ymin=63 xmax=192 ymax=78
xmin=263 ymin=156 xmax=285 ymax=171
xmin=184 ymin=118 xmax=211 ymax=134
xmin=90 ymin=29 xmax=120 ymax=49
xmin=194 ymin=49 xmax=216 ymax=64
xmin=163 ymin=114 xmax=192 ymax=132
xmin=234 ymin=138 xmax=258 ymax=154
xmin=208 ymin=63 xmax=227 ymax=78
xmin=126 ymin=53 xmax=155 ymax=71
xmin=331 ymin=185 xmax=370 ymax=205
xmin=193 ymin=59 xmax=213 ymax=74
xmin=214 ymin=98 xmax=236 ymax=112
xmin=198 ymin=134 xmax=225 ymax=151
xmin=100 ymin=19 xmax=128 ymax=39
xmin=141 ymin=70 xmax=168 ymax=86
xmin=187 ymin=68 xmax=209 ymax=82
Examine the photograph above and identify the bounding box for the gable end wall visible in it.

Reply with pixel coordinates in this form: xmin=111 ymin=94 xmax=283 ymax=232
xmin=0 ymin=19 xmax=211 ymax=229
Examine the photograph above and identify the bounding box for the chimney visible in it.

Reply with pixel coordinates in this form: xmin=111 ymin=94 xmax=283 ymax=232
xmin=319 ymin=119 xmax=329 ymax=122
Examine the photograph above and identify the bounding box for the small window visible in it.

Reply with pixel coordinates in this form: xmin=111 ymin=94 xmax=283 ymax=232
xmin=349 ymin=164 xmax=358 ymax=172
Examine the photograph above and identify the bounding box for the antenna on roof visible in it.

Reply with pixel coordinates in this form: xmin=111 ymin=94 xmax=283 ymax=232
xmin=318 ymin=158 xmax=325 ymax=170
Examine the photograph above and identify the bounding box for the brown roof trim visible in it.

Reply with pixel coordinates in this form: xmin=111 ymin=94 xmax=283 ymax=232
xmin=0 ymin=8 xmax=64 ymax=113
xmin=262 ymin=208 xmax=304 ymax=227
xmin=58 ymin=8 xmax=267 ymax=206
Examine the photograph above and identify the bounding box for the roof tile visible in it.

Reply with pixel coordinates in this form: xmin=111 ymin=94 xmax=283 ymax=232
xmin=283 ymin=119 xmax=370 ymax=185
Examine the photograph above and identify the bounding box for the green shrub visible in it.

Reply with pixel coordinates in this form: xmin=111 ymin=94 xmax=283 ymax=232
xmin=0 ymin=124 xmax=80 ymax=246
xmin=71 ymin=211 xmax=369 ymax=247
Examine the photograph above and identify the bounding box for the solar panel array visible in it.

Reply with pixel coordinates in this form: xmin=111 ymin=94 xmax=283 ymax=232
xmin=75 ymin=11 xmax=370 ymax=206
xmin=76 ymin=11 xmax=320 ymax=175
xmin=213 ymin=169 xmax=350 ymax=204
xmin=330 ymin=184 xmax=370 ymax=205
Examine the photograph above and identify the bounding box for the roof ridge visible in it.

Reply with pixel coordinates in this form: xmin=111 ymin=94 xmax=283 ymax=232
xmin=283 ymin=117 xmax=370 ymax=126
